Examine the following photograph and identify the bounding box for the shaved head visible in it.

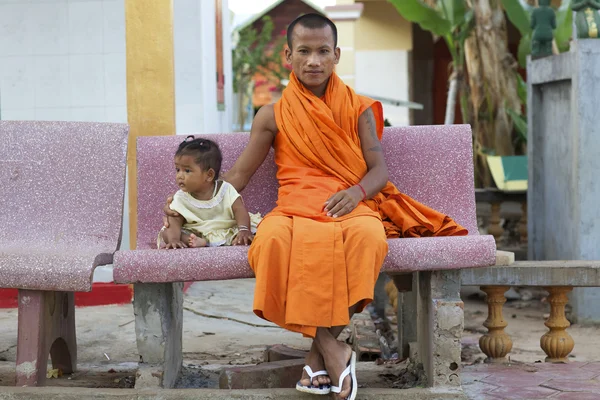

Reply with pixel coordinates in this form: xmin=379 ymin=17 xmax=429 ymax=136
xmin=287 ymin=13 xmax=338 ymax=50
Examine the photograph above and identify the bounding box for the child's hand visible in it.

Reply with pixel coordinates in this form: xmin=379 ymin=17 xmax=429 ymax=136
xmin=164 ymin=240 xmax=188 ymax=249
xmin=233 ymin=230 xmax=253 ymax=246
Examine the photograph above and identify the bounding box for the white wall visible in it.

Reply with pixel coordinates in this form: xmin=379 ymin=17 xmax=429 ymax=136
xmin=0 ymin=0 xmax=233 ymax=255
xmin=355 ymin=50 xmax=409 ymax=127
xmin=0 ymin=0 xmax=127 ymax=123
xmin=174 ymin=0 xmax=233 ymax=135
xmin=0 ymin=0 xmax=233 ymax=132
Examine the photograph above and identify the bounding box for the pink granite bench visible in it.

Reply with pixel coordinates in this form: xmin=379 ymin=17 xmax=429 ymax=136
xmin=0 ymin=121 xmax=129 ymax=386
xmin=113 ymin=125 xmax=496 ymax=389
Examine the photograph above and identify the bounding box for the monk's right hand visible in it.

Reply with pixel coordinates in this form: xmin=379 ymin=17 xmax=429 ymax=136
xmin=162 ymin=195 xmax=180 ymax=228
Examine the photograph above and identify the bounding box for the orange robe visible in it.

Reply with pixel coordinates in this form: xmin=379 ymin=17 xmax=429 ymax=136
xmin=248 ymin=72 xmax=466 ymax=338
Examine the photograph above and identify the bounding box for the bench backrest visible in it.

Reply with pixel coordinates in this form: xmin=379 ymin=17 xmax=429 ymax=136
xmin=0 ymin=121 xmax=129 ymax=254
xmin=136 ymin=125 xmax=477 ymax=249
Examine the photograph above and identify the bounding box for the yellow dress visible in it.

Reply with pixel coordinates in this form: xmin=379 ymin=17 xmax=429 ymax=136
xmin=157 ymin=181 xmax=261 ymax=248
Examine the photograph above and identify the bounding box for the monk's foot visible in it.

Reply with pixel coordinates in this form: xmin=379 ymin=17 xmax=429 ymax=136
xmin=188 ymin=234 xmax=207 ymax=248
xmin=299 ymin=342 xmax=330 ymax=387
xmin=322 ymin=341 xmax=352 ymax=399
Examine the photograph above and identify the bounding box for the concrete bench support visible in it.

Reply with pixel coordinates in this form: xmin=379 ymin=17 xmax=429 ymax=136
xmin=16 ymin=290 xmax=76 ymax=387
xmin=133 ymin=283 xmax=183 ymax=388
xmin=417 ymin=270 xmax=462 ymax=387
xmin=392 ymin=273 xmax=418 ymax=359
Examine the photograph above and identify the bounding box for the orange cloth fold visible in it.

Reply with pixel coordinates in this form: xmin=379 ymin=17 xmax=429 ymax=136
xmin=270 ymin=71 xmax=468 ymax=237
xmin=248 ymin=71 xmax=466 ymax=337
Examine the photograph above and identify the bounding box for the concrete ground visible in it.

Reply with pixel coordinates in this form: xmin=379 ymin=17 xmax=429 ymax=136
xmin=2 ymin=279 xmax=600 ymax=399
xmin=0 ymin=279 xmax=410 ymax=391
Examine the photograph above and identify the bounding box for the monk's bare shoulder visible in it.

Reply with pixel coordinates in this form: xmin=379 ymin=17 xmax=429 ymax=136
xmin=252 ymin=104 xmax=278 ymax=141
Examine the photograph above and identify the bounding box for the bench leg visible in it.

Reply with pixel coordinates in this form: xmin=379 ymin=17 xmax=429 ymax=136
xmin=390 ymin=273 xmax=418 ymax=359
xmin=372 ymin=273 xmax=390 ymax=319
xmin=417 ymin=270 xmax=463 ymax=388
xmin=16 ymin=290 xmax=76 ymax=386
xmin=133 ymin=282 xmax=183 ymax=388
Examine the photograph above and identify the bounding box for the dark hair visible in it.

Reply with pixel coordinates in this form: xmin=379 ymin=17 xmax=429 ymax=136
xmin=287 ymin=13 xmax=338 ymax=50
xmin=175 ymin=135 xmax=223 ymax=179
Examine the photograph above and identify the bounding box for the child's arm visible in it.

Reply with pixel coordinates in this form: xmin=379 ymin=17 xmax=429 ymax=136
xmin=231 ymin=197 xmax=253 ymax=246
xmin=162 ymin=214 xmax=188 ymax=249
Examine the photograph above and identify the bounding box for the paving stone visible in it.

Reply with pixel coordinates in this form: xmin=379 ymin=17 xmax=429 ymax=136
xmin=543 ymin=368 xmax=600 ymax=380
xmin=481 ymin=370 xmax=553 ymax=387
xmin=487 ymin=385 xmax=559 ymax=399
xmin=462 ymin=381 xmax=500 ymax=397
xmin=581 ymin=362 xmax=600 ymax=372
xmin=462 ymin=371 xmax=494 ymax=385
xmin=472 ymin=394 xmax=504 ymax=400
xmin=553 ymin=392 xmax=600 ymax=400
xmin=542 ymin=378 xmax=600 ymax=392
xmin=530 ymin=361 xmax=587 ymax=370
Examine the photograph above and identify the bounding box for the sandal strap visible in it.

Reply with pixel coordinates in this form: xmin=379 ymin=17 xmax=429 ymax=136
xmin=303 ymin=365 xmax=329 ymax=379
xmin=330 ymin=365 xmax=351 ymax=394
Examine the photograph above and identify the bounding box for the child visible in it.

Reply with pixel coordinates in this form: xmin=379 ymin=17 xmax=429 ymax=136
xmin=158 ymin=136 xmax=260 ymax=249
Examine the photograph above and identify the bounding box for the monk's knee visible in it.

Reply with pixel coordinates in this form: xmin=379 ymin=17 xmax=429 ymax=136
xmin=344 ymin=218 xmax=387 ymax=250
xmin=252 ymin=217 xmax=293 ymax=250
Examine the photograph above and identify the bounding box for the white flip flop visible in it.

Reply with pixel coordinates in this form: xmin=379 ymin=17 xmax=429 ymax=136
xmin=295 ymin=365 xmax=331 ymax=395
xmin=330 ymin=351 xmax=357 ymax=400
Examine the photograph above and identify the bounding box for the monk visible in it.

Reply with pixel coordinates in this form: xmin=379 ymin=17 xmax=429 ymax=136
xmin=164 ymin=13 xmax=466 ymax=399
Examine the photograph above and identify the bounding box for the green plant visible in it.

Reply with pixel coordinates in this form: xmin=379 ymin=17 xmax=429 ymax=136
xmin=388 ymin=0 xmax=475 ymax=125
xmin=506 ymin=74 xmax=528 ymax=146
xmin=502 ymin=0 xmax=573 ymax=68
xmin=232 ymin=16 xmax=287 ymax=130
xmin=502 ymin=0 xmax=572 ymax=145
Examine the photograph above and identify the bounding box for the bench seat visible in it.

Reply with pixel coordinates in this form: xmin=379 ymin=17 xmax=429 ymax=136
xmin=114 ymin=235 xmax=496 ymax=284
xmin=0 ymin=244 xmax=115 ymax=292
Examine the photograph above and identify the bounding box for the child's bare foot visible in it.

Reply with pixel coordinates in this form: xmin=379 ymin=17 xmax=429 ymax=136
xmin=188 ymin=234 xmax=207 ymax=248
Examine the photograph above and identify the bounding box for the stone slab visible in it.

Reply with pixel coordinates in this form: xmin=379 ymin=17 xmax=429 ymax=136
xmin=0 ymin=387 xmax=468 ymax=399
xmin=494 ymin=251 xmax=515 ymax=266
xmin=263 ymin=345 xmax=307 ymax=363
xmin=219 ymin=359 xmax=305 ymax=389
xmin=461 ymin=261 xmax=600 ymax=287
xmin=528 ymin=51 xmax=573 ymax=85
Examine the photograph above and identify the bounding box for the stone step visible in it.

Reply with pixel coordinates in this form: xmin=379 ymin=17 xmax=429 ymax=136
xmin=0 ymin=386 xmax=467 ymax=399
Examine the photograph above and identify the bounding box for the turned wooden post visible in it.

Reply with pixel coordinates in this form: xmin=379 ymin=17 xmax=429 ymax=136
xmin=519 ymin=201 xmax=528 ymax=244
xmin=541 ymin=286 xmax=574 ymax=363
xmin=479 ymin=286 xmax=513 ymax=363
xmin=488 ymin=202 xmax=504 ymax=243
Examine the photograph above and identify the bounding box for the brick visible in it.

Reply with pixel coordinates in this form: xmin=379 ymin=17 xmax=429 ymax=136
xmin=219 ymin=358 xmax=304 ymax=389
xmin=263 ymin=344 xmax=307 ymax=362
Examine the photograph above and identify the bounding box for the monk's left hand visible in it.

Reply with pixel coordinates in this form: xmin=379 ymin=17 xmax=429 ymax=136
xmin=324 ymin=186 xmax=363 ymax=218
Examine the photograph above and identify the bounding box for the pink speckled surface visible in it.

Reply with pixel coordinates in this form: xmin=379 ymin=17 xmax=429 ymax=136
xmin=114 ymin=126 xmax=495 ymax=284
xmin=114 ymin=235 xmax=495 ymax=283
xmin=382 ymin=235 xmax=496 ymax=272
xmin=0 ymin=121 xmax=129 ymax=291
xmin=382 ymin=124 xmax=479 ymax=235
